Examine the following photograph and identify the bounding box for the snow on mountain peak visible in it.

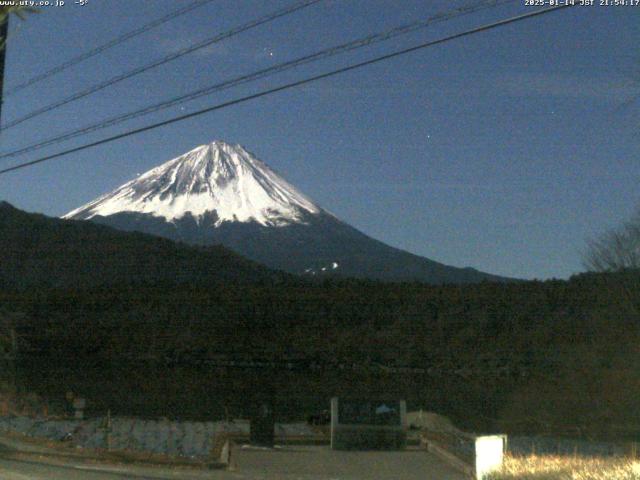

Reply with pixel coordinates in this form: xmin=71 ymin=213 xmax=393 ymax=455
xmin=63 ymin=141 xmax=321 ymax=226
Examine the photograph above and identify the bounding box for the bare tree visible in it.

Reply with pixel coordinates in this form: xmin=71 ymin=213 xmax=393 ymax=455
xmin=583 ymin=208 xmax=640 ymax=272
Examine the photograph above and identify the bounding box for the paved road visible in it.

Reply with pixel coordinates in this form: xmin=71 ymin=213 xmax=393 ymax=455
xmin=0 ymin=446 xmax=467 ymax=480
xmin=228 ymin=445 xmax=467 ymax=480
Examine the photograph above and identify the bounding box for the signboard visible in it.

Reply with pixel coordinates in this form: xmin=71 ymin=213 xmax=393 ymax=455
xmin=331 ymin=397 xmax=407 ymax=450
xmin=338 ymin=399 xmax=402 ymax=426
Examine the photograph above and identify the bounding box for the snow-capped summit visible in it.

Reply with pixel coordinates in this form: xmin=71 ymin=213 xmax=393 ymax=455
xmin=64 ymin=141 xmax=321 ymax=227
xmin=64 ymin=140 xmax=510 ymax=284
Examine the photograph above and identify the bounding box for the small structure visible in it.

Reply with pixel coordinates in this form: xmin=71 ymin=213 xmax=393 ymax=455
xmin=475 ymin=435 xmax=506 ymax=479
xmin=249 ymin=401 xmax=275 ymax=447
xmin=330 ymin=397 xmax=407 ymax=450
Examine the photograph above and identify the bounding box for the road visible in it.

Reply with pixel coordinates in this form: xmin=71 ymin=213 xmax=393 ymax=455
xmin=0 ymin=445 xmax=467 ymax=479
xmin=0 ymin=449 xmax=218 ymax=480
xmin=229 ymin=445 xmax=468 ymax=480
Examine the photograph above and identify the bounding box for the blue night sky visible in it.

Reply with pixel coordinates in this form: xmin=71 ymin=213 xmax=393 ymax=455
xmin=0 ymin=0 xmax=638 ymax=280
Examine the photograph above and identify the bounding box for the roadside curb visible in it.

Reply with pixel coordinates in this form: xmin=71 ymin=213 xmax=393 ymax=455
xmin=0 ymin=431 xmax=229 ymax=474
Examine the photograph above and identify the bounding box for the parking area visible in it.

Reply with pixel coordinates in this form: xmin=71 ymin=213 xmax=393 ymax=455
xmin=228 ymin=445 xmax=467 ymax=480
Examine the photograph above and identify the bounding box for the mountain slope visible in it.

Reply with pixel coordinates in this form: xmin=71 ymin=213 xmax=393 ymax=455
xmin=65 ymin=141 xmax=510 ymax=284
xmin=0 ymin=201 xmax=287 ymax=289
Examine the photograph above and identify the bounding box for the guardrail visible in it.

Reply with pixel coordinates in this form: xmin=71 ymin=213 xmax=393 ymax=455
xmin=421 ymin=429 xmax=506 ymax=479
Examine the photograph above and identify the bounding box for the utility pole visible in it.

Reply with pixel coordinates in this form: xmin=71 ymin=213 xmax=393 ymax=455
xmin=0 ymin=14 xmax=8 ymax=127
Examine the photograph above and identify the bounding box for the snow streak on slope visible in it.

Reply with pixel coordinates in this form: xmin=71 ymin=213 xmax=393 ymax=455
xmin=64 ymin=141 xmax=321 ymax=226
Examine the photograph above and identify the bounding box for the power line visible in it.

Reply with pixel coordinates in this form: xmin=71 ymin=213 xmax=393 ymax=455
xmin=3 ymin=0 xmax=217 ymax=98
xmin=0 ymin=0 xmax=322 ymax=131
xmin=0 ymin=0 xmax=516 ymax=161
xmin=0 ymin=4 xmax=574 ymax=177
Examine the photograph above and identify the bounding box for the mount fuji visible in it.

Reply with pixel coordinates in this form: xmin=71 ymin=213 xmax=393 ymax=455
xmin=64 ymin=141 xmax=507 ymax=284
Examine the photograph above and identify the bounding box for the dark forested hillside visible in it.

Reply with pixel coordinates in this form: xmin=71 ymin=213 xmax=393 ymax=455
xmin=0 ymin=201 xmax=288 ymax=288
xmin=1 ymin=202 xmax=639 ymax=438
xmin=3 ymin=272 xmax=639 ymax=437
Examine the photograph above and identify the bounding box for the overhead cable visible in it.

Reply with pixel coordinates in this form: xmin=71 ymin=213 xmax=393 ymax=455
xmin=0 ymin=0 xmax=322 ymax=131
xmin=3 ymin=0 xmax=218 ymax=97
xmin=0 ymin=0 xmax=515 ymax=160
xmin=0 ymin=4 xmax=574 ymax=177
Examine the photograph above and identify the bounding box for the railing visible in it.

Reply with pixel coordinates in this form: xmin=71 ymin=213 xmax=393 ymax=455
xmin=422 ymin=429 xmax=476 ymax=477
xmin=209 ymin=433 xmax=236 ymax=469
xmin=422 ymin=429 xmax=506 ymax=479
xmin=507 ymin=435 xmax=632 ymax=457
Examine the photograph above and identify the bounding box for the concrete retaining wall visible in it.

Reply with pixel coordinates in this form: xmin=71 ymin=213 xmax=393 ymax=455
xmin=0 ymin=416 xmax=316 ymax=459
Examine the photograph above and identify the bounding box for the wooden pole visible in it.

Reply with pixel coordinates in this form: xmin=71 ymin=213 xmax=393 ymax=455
xmin=107 ymin=409 xmax=112 ymax=450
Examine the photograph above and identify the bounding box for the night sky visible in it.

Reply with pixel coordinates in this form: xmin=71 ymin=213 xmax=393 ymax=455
xmin=0 ymin=0 xmax=638 ymax=280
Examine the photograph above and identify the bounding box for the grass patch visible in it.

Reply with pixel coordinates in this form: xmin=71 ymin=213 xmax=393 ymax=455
xmin=487 ymin=454 xmax=640 ymax=479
